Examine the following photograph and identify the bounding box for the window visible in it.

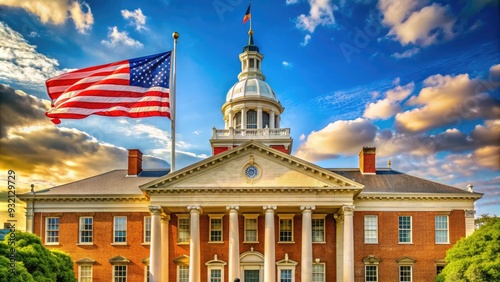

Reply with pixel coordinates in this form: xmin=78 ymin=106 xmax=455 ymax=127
xmin=256 ymin=59 xmax=260 ymax=69
xmin=249 ymin=58 xmax=255 ymax=68
xmin=279 ymin=215 xmax=294 ymax=242
xmin=262 ymin=112 xmax=270 ymax=128
xmin=436 ymin=266 xmax=444 ymax=275
xmin=178 ymin=265 xmax=189 ymax=282
xmin=365 ymin=265 xmax=378 ymax=282
xmin=312 ymin=264 xmax=325 ymax=282
xmin=398 ymin=216 xmax=412 ymax=243
xmin=144 ymin=265 xmax=150 ymax=282
xmin=209 ymin=215 xmax=223 ymax=242
xmin=280 ymin=269 xmax=292 ymax=282
xmin=178 ymin=215 xmax=190 ymax=243
xmin=114 ymin=216 xmax=127 ymax=243
xmin=435 ymin=215 xmax=449 ymax=244
xmin=79 ymin=265 xmax=92 ymax=282
xmin=247 ymin=110 xmax=257 ymax=129
xmin=312 ymin=215 xmax=325 ymax=243
xmin=399 ymin=266 xmax=412 ymax=282
xmin=113 ymin=265 xmax=127 ymax=282
xmin=244 ymin=214 xmax=259 ymax=242
xmin=210 ymin=269 xmax=221 ymax=282
xmin=234 ymin=112 xmax=242 ymax=129
xmin=144 ymin=216 xmax=151 ymax=243
xmin=79 ymin=217 xmax=93 ymax=244
xmin=364 ymin=215 xmax=378 ymax=243
xmin=244 ymin=270 xmax=259 ymax=282
xmin=45 ymin=217 xmax=59 ymax=244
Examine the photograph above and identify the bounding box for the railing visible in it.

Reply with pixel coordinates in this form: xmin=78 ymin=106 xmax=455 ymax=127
xmin=212 ymin=127 xmax=291 ymax=140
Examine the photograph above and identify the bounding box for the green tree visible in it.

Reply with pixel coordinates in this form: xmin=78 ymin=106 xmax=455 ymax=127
xmin=436 ymin=217 xmax=500 ymax=282
xmin=0 ymin=231 xmax=76 ymax=282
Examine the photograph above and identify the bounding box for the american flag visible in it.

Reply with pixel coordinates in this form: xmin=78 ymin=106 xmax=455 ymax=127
xmin=45 ymin=51 xmax=172 ymax=124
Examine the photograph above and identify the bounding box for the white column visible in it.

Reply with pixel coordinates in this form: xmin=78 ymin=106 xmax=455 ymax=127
xmin=241 ymin=107 xmax=247 ymax=129
xmin=188 ymin=205 xmax=201 ymax=282
xmin=227 ymin=205 xmax=240 ymax=281
xmin=228 ymin=111 xmax=233 ymax=129
xmin=149 ymin=206 xmax=163 ymax=282
xmin=342 ymin=205 xmax=355 ymax=282
xmin=161 ymin=215 xmax=170 ymax=282
xmin=269 ymin=110 xmax=275 ymax=129
xmin=334 ymin=214 xmax=344 ymax=282
xmin=301 ymin=206 xmax=315 ymax=282
xmin=26 ymin=201 xmax=34 ymax=233
xmin=263 ymin=205 xmax=276 ymax=282
xmin=257 ymin=106 xmax=262 ymax=129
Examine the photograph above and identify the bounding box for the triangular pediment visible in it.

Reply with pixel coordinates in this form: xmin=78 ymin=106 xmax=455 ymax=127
xmin=141 ymin=141 xmax=363 ymax=193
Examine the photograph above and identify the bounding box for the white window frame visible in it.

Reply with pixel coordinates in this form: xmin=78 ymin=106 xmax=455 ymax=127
xmin=78 ymin=265 xmax=93 ymax=282
xmin=45 ymin=217 xmax=59 ymax=245
xmin=312 ymin=263 xmax=325 ymax=282
xmin=113 ymin=265 xmax=127 ymax=282
xmin=209 ymin=214 xmax=224 ymax=243
xmin=177 ymin=214 xmax=190 ymax=244
xmin=364 ymin=215 xmax=378 ymax=244
xmin=278 ymin=214 xmax=295 ymax=243
xmin=177 ymin=265 xmax=189 ymax=282
xmin=365 ymin=265 xmax=378 ymax=282
xmin=113 ymin=216 xmax=127 ymax=244
xmin=205 ymin=258 xmax=226 ymax=282
xmin=312 ymin=214 xmax=326 ymax=243
xmin=398 ymin=216 xmax=412 ymax=244
xmin=144 ymin=265 xmax=149 ymax=282
xmin=435 ymin=215 xmax=449 ymax=244
xmin=242 ymin=267 xmax=262 ymax=282
xmin=278 ymin=268 xmax=294 ymax=282
xmin=399 ymin=265 xmax=412 ymax=282
xmin=144 ymin=216 xmax=151 ymax=244
xmin=243 ymin=214 xmax=259 ymax=243
xmin=79 ymin=216 xmax=93 ymax=245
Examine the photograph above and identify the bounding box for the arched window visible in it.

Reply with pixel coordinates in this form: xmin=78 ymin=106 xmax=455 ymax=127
xmin=247 ymin=110 xmax=257 ymax=129
xmin=234 ymin=112 xmax=242 ymax=129
xmin=262 ymin=112 xmax=269 ymax=128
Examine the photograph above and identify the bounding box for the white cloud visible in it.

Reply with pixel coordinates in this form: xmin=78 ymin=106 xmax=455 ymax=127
xmin=395 ymin=70 xmax=500 ymax=133
xmin=473 ymin=146 xmax=500 ymax=170
xmin=101 ymin=26 xmax=143 ymax=48
xmin=391 ymin=47 xmax=420 ymax=59
xmin=121 ymin=8 xmax=147 ymax=31
xmin=295 ymin=0 xmax=335 ymax=33
xmin=301 ymin=34 xmax=312 ymax=46
xmin=379 ymin=0 xmax=457 ymax=47
xmin=364 ymin=81 xmax=414 ymax=120
xmin=0 ymin=22 xmax=74 ymax=87
xmin=286 ymin=0 xmax=299 ymax=5
xmin=0 ymin=0 xmax=94 ymax=34
xmin=282 ymin=61 xmax=293 ymax=68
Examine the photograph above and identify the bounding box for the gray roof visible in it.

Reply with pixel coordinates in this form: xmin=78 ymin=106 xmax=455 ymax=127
xmin=19 ymin=169 xmax=169 ymax=198
xmin=330 ymin=168 xmax=478 ymax=195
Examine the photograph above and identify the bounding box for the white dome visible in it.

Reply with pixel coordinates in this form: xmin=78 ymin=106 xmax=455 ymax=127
xmin=226 ymin=78 xmax=278 ymax=102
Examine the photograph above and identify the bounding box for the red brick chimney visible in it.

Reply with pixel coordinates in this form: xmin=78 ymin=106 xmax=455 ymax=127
xmin=359 ymin=147 xmax=376 ymax=174
xmin=127 ymin=149 xmax=143 ymax=176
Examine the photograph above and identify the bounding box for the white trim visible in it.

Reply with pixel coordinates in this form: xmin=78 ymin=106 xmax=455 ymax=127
xmin=277 ymin=267 xmax=295 ymax=282
xmin=435 ymin=215 xmax=449 ymax=244
xmin=398 ymin=216 xmax=412 ymax=244
xmin=208 ymin=214 xmax=224 ymax=243
xmin=312 ymin=263 xmax=326 ymax=282
xmin=243 ymin=214 xmax=259 ymax=243
xmin=364 ymin=265 xmax=378 ymax=282
xmin=177 ymin=214 xmax=190 ymax=244
xmin=78 ymin=264 xmax=93 ymax=282
xmin=278 ymin=214 xmax=295 ymax=243
xmin=113 ymin=216 xmax=127 ymax=244
xmin=44 ymin=217 xmax=59 ymax=245
xmin=364 ymin=215 xmax=378 ymax=244
xmin=177 ymin=265 xmax=189 ymax=282
xmin=144 ymin=216 xmax=151 ymax=244
xmin=112 ymin=265 xmax=128 ymax=282
xmin=79 ymin=216 xmax=93 ymax=244
xmin=399 ymin=265 xmax=412 ymax=282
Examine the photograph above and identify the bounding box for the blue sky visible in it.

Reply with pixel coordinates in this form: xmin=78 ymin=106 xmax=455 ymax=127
xmin=0 ymin=0 xmax=499 ymax=225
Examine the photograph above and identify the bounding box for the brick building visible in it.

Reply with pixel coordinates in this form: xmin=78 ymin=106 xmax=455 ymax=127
xmin=19 ymin=33 xmax=482 ymax=282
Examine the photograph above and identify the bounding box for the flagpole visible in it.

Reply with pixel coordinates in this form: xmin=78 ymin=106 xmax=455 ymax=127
xmin=170 ymin=32 xmax=179 ymax=173
xmin=249 ymin=0 xmax=252 ymax=32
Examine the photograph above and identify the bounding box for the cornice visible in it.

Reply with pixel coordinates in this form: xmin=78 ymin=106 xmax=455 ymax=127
xmin=18 ymin=195 xmax=148 ymax=203
xmin=356 ymin=192 xmax=483 ymax=200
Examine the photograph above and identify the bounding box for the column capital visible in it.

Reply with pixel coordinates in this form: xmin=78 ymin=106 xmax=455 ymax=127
xmin=187 ymin=205 xmax=202 ymax=213
xmin=226 ymin=205 xmax=240 ymax=211
xmin=301 ymin=205 xmax=316 ymax=212
xmin=263 ymin=205 xmax=277 ymax=212
xmin=341 ymin=205 xmax=355 ymax=216
xmin=465 ymin=210 xmax=475 ymax=218
xmin=161 ymin=214 xmax=171 ymax=222
xmin=149 ymin=205 xmax=163 ymax=215
xmin=334 ymin=214 xmax=344 ymax=224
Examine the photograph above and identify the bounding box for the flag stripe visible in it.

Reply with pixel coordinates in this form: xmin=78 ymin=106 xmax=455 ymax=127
xmin=45 ymin=51 xmax=172 ymax=123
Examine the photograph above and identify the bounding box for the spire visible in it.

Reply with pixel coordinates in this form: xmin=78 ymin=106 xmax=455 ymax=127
xmin=243 ymin=29 xmax=259 ymax=52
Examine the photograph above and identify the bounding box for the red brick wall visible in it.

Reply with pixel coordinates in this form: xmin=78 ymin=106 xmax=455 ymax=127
xmin=354 ymin=210 xmax=465 ymax=282
xmin=34 ymin=212 xmax=150 ymax=282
